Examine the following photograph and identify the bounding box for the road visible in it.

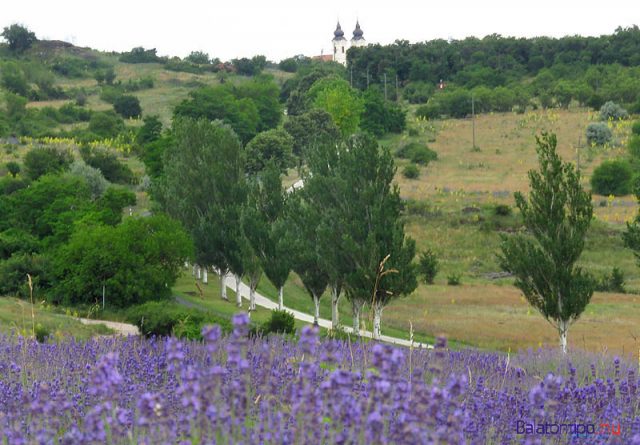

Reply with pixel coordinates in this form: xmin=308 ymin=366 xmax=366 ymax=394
xmin=219 ymin=273 xmax=432 ymax=349
xmin=77 ymin=317 xmax=139 ymax=336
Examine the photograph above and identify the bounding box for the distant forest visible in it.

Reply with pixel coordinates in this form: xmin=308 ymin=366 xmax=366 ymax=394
xmin=346 ymin=26 xmax=640 ymax=116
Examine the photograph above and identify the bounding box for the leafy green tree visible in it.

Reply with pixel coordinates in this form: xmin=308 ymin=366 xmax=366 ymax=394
xmin=96 ymin=187 xmax=136 ymax=225
xmin=23 ymin=146 xmax=73 ymax=180
xmin=308 ymin=78 xmax=364 ymax=136
xmin=283 ymin=109 xmax=340 ymax=164
xmin=113 ymin=95 xmax=142 ymax=119
xmin=68 ymin=160 xmax=108 ymax=200
xmin=136 ymin=115 xmax=163 ymax=145
xmin=1 ymin=24 xmax=37 ymax=53
xmin=50 ymin=215 xmax=192 ymax=307
xmin=4 ymin=92 xmax=27 ymax=122
xmin=103 ymin=68 xmax=116 ymax=86
xmin=185 ymin=51 xmax=210 ymax=65
xmin=288 ymin=192 xmax=329 ymax=325
xmin=498 ymin=133 xmax=595 ymax=353
xmin=418 ymin=249 xmax=439 ymax=284
xmin=244 ymin=129 xmax=294 ymax=174
xmin=360 ymin=88 xmax=406 ymax=136
xmin=623 ymin=181 xmax=640 ymax=270
xmin=242 ymin=164 xmax=292 ymax=310
xmin=157 ymin=118 xmax=246 ymax=300
xmin=304 ymin=133 xmax=417 ymax=337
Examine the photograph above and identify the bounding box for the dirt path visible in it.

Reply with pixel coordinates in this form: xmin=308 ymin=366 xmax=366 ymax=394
xmin=77 ymin=318 xmax=139 ymax=336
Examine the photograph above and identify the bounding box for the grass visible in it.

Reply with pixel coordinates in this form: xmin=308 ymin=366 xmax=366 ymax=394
xmin=0 ymin=297 xmax=113 ymax=340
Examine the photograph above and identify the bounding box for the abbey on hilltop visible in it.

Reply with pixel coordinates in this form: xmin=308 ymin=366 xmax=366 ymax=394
xmin=331 ymin=21 xmax=366 ymax=65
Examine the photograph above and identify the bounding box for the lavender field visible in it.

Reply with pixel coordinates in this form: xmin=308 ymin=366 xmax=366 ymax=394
xmin=0 ymin=314 xmax=638 ymax=444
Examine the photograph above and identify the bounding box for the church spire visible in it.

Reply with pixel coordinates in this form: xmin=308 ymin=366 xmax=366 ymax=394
xmin=333 ymin=21 xmax=345 ymax=40
xmin=352 ymin=20 xmax=364 ymax=40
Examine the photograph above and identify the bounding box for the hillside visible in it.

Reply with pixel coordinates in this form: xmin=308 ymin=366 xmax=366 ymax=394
xmin=1 ymin=30 xmax=640 ymax=354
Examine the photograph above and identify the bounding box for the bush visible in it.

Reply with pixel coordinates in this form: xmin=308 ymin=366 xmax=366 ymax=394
xmin=415 ymin=103 xmax=441 ymax=120
xmin=5 ymin=161 xmax=20 ymax=178
xmin=599 ymin=101 xmax=628 ymax=121
xmin=80 ymin=146 xmax=134 ymax=184
xmin=396 ymin=142 xmax=437 ymax=161
xmin=23 ymin=146 xmax=73 ymax=180
xmin=493 ymin=204 xmax=512 ymax=216
xmin=402 ymin=164 xmax=420 ymax=179
xmin=68 ymin=160 xmax=109 ymax=199
xmin=87 ymin=111 xmax=125 ymax=139
xmin=595 ymin=267 xmax=626 ymax=294
xmin=632 ymin=121 xmax=640 ymax=136
xmin=590 ymin=159 xmax=634 ymax=196
xmin=586 ymin=122 xmax=612 ymax=146
xmin=113 ymin=95 xmax=142 ymax=119
xmin=628 ymin=135 xmax=640 ymax=160
xmin=259 ymin=309 xmax=295 ymax=336
xmin=119 ymin=47 xmax=163 ymax=64
xmin=126 ymin=301 xmax=233 ymax=338
xmin=447 ymin=273 xmax=462 ymax=286
xmin=34 ymin=323 xmax=50 ymax=343
xmin=418 ymin=249 xmax=438 ymax=284
xmin=410 ymin=146 xmax=438 ymax=165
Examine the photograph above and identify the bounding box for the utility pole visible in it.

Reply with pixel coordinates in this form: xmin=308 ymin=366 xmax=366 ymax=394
xmin=576 ymin=135 xmax=582 ymax=172
xmin=471 ymin=95 xmax=476 ymax=150
xmin=384 ymin=73 xmax=387 ymax=101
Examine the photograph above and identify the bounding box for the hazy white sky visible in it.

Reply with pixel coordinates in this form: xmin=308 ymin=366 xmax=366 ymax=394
xmin=1 ymin=0 xmax=638 ymax=61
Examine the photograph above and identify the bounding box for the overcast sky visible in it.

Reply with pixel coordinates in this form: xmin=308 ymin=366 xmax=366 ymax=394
xmin=2 ymin=0 xmax=638 ymax=61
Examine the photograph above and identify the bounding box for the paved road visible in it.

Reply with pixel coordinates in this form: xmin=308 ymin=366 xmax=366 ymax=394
xmin=220 ymin=274 xmax=432 ymax=349
xmin=78 ymin=318 xmax=139 ymax=336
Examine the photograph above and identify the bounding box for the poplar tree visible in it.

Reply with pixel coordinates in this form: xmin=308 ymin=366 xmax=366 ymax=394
xmin=498 ymin=132 xmax=595 ymax=353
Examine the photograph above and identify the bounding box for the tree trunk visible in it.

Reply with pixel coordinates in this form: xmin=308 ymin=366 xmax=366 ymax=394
xmin=352 ymin=300 xmax=362 ymax=335
xmin=373 ymin=303 xmax=383 ymax=340
xmin=202 ymin=268 xmax=208 ymax=284
xmin=331 ymin=285 xmax=340 ymax=329
xmin=220 ymin=271 xmax=228 ymax=300
xmin=249 ymin=285 xmax=256 ymax=311
xmin=313 ymin=294 xmax=320 ymax=326
xmin=558 ymin=320 xmax=568 ymax=354
xmin=278 ymin=286 xmax=284 ymax=310
xmin=235 ymin=274 xmax=242 ymax=307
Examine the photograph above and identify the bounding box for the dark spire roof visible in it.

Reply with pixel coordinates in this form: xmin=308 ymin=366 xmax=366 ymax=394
xmin=352 ymin=20 xmax=364 ymax=40
xmin=333 ymin=21 xmax=345 ymax=40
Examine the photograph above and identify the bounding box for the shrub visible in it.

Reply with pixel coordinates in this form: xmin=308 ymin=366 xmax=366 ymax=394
xmin=599 ymin=101 xmax=628 ymax=121
xmin=595 ymin=267 xmax=626 ymax=294
xmin=126 ymin=301 xmax=233 ymax=338
xmin=632 ymin=121 xmax=640 ymax=136
xmin=68 ymin=160 xmax=109 ymax=199
xmin=80 ymin=147 xmax=134 ymax=184
xmin=87 ymin=111 xmax=125 ymax=139
xmin=5 ymin=161 xmax=20 ymax=178
xmin=397 ymin=142 xmax=437 ymax=161
xmin=402 ymin=164 xmax=420 ymax=179
xmin=113 ymin=95 xmax=142 ymax=119
xmin=418 ymin=249 xmax=438 ymax=284
xmin=260 ymin=309 xmax=295 ymax=335
xmin=415 ymin=103 xmax=441 ymax=120
xmin=119 ymin=47 xmax=163 ymax=64
xmin=23 ymin=146 xmax=73 ymax=180
xmin=585 ymin=122 xmax=612 ymax=146
xmin=34 ymin=323 xmax=50 ymax=343
xmin=628 ymin=135 xmax=640 ymax=160
xmin=447 ymin=273 xmax=462 ymax=286
xmin=590 ymin=159 xmax=633 ymax=196
xmin=493 ymin=204 xmax=512 ymax=216
xmin=410 ymin=146 xmax=438 ymax=165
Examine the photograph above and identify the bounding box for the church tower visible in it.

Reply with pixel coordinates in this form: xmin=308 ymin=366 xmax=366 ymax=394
xmin=332 ymin=21 xmax=348 ymax=66
xmin=350 ymin=20 xmax=366 ymax=49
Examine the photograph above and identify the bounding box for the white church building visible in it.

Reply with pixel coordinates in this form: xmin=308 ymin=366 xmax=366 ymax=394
xmin=331 ymin=21 xmax=366 ymax=65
